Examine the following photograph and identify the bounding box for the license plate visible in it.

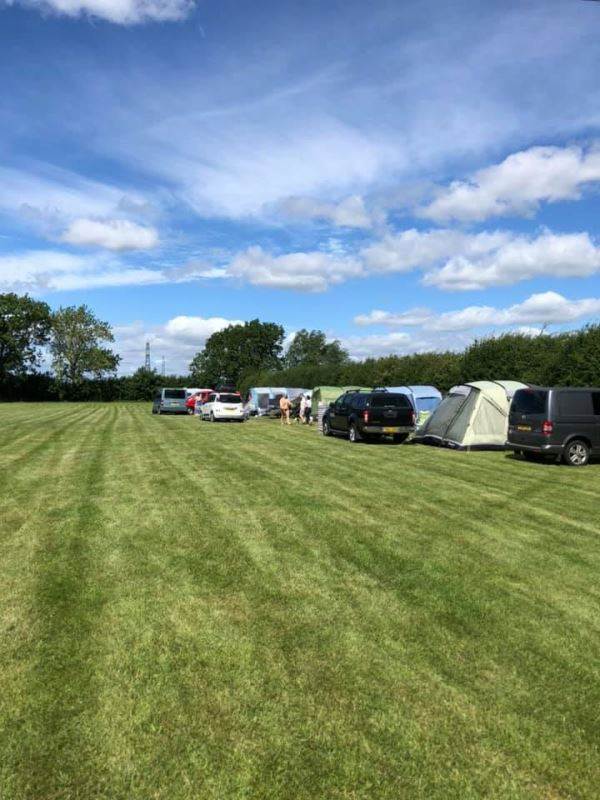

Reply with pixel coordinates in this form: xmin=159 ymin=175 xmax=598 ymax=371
xmin=517 ymin=425 xmax=531 ymax=431
xmin=225 ymin=406 xmax=236 ymax=411
xmin=383 ymin=426 xmax=398 ymax=433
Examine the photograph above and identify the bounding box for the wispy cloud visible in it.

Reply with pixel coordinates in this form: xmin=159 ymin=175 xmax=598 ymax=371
xmin=3 ymin=0 xmax=195 ymax=24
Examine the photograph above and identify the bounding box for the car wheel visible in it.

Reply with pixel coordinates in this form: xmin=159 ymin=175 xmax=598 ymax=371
xmin=348 ymin=423 xmax=361 ymax=443
xmin=563 ymin=439 xmax=590 ymax=467
xmin=210 ymin=412 xmax=216 ymax=423
xmin=322 ymin=418 xmax=332 ymax=436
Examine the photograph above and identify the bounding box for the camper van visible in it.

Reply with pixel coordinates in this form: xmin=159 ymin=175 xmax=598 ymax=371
xmin=152 ymin=388 xmax=188 ymax=415
xmin=508 ymin=386 xmax=600 ymax=466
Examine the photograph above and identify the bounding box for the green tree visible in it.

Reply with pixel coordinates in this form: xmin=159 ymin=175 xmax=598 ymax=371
xmin=189 ymin=319 xmax=284 ymax=387
xmin=0 ymin=293 xmax=52 ymax=379
xmin=124 ymin=367 xmax=160 ymax=401
xmin=284 ymin=329 xmax=349 ymax=369
xmin=51 ymin=305 xmax=120 ymax=385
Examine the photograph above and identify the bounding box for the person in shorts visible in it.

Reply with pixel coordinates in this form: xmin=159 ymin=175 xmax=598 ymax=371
xmin=279 ymin=394 xmax=292 ymax=425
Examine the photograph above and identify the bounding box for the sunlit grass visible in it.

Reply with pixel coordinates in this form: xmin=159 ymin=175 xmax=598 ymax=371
xmin=0 ymin=403 xmax=599 ymax=799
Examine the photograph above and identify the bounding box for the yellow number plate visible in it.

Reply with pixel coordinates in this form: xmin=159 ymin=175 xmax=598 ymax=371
xmin=383 ymin=427 xmax=398 ymax=433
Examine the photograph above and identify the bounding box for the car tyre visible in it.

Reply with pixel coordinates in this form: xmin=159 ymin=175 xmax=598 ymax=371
xmin=563 ymin=439 xmax=590 ymax=467
xmin=210 ymin=412 xmax=216 ymax=423
xmin=322 ymin=418 xmax=332 ymax=436
xmin=348 ymin=423 xmax=361 ymax=443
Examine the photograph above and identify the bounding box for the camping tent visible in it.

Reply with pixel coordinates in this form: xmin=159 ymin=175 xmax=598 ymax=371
xmin=311 ymin=386 xmax=369 ymax=417
xmin=286 ymin=387 xmax=309 ymax=402
xmin=246 ymin=387 xmax=272 ymax=416
xmin=385 ymin=385 xmax=442 ymax=423
xmin=413 ymin=380 xmax=528 ymax=450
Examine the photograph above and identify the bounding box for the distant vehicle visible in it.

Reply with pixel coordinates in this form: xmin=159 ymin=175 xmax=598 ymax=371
xmin=186 ymin=388 xmax=212 ymax=414
xmin=508 ymin=386 xmax=600 ymax=466
xmin=322 ymin=390 xmax=416 ymax=443
xmin=200 ymin=391 xmax=245 ymax=422
xmin=152 ymin=387 xmax=188 ymax=415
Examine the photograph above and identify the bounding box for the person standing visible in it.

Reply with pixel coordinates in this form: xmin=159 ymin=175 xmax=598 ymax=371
xmin=300 ymin=393 xmax=310 ymax=424
xmin=303 ymin=394 xmax=312 ymax=424
xmin=279 ymin=394 xmax=292 ymax=425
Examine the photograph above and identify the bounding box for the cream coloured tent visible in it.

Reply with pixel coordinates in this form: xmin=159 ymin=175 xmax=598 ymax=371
xmin=413 ymin=380 xmax=528 ymax=450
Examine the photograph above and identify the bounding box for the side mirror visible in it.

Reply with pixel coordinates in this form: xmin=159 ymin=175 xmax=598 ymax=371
xmin=329 ymin=402 xmax=335 ymax=409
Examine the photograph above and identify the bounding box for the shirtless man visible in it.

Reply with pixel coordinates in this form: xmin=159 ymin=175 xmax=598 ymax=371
xmin=279 ymin=394 xmax=292 ymax=425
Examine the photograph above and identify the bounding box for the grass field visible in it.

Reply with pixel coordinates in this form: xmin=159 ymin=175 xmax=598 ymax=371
xmin=1 ymin=403 xmax=599 ymax=799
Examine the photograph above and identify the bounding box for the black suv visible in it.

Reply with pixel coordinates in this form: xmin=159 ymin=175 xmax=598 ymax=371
xmin=507 ymin=386 xmax=600 ymax=466
xmin=322 ymin=390 xmax=416 ymax=443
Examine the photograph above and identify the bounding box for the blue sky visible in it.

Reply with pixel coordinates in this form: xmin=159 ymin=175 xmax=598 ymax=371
xmin=1 ymin=0 xmax=600 ymax=373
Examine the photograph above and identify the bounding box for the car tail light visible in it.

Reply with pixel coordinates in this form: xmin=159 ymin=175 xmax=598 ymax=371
xmin=542 ymin=420 xmax=553 ymax=436
xmin=363 ymin=410 xmax=370 ymax=423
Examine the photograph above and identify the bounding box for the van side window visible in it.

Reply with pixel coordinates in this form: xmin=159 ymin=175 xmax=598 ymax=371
xmin=593 ymin=393 xmax=600 ymax=415
xmin=557 ymin=392 xmax=593 ymax=416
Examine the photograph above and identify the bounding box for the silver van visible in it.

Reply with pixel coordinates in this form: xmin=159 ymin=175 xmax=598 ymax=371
xmin=152 ymin=387 xmax=188 ymax=415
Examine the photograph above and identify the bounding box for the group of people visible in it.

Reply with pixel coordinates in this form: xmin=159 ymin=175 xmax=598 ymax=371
xmin=279 ymin=393 xmax=312 ymax=426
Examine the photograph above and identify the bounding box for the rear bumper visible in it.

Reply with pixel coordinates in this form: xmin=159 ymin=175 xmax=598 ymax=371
xmin=506 ymin=441 xmax=562 ymax=455
xmin=363 ymin=425 xmax=414 ymax=434
xmin=214 ymin=412 xmax=244 ymax=420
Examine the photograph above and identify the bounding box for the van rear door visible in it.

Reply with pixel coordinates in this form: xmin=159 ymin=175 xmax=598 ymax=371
xmin=508 ymin=388 xmax=549 ymax=446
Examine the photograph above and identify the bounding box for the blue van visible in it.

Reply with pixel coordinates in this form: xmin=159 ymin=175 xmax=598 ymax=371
xmin=152 ymin=388 xmax=188 ymax=415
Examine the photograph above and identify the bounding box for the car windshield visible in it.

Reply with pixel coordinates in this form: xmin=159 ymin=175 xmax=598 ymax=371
xmin=369 ymin=393 xmax=411 ymax=407
xmin=218 ymin=394 xmax=241 ymax=403
xmin=164 ymin=389 xmax=186 ymax=399
xmin=511 ymin=389 xmax=548 ymax=415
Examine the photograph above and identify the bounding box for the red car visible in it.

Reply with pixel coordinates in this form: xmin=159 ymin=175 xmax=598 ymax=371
xmin=185 ymin=389 xmax=213 ymax=414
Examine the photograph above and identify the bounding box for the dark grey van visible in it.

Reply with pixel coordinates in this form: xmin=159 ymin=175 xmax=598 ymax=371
xmin=152 ymin=387 xmax=188 ymax=415
xmin=507 ymin=386 xmax=600 ymax=466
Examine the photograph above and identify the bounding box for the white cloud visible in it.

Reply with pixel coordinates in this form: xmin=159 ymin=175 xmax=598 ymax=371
xmin=355 ymin=292 xmax=600 ymax=335
xmin=424 ymin=231 xmax=600 ymax=290
xmin=62 ymin=218 xmax=159 ymax=251
xmin=164 ymin=315 xmax=243 ymax=342
xmin=114 ymin=315 xmax=242 ymax=374
xmin=6 ymin=0 xmax=194 ymax=24
xmin=430 ymin=291 xmax=600 ymax=331
xmin=360 ymin=229 xmax=510 ymax=274
xmin=339 ymin=330 xmax=473 ymax=360
xmin=225 ymin=245 xmax=363 ymax=292
xmin=277 ymin=194 xmax=373 ymax=229
xmin=354 ymin=308 xmax=431 ymax=327
xmin=420 ymin=144 xmax=600 ymax=223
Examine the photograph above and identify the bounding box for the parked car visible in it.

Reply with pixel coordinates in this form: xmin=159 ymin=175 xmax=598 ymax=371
xmin=152 ymin=387 xmax=188 ymax=415
xmin=200 ymin=392 xmax=245 ymax=422
xmin=322 ymin=389 xmax=416 ymax=443
xmin=507 ymin=386 xmax=600 ymax=466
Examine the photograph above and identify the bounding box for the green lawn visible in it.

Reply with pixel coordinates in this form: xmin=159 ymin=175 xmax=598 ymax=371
xmin=1 ymin=403 xmax=599 ymax=799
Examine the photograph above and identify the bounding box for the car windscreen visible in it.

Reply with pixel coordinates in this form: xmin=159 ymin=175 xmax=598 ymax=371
xmin=369 ymin=393 xmax=411 ymax=407
xmin=511 ymin=389 xmax=548 ymax=415
xmin=164 ymin=389 xmax=186 ymax=399
xmin=217 ymin=394 xmax=241 ymax=403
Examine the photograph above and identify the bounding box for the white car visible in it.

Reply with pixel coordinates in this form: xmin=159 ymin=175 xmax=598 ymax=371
xmin=201 ymin=392 xmax=245 ymax=422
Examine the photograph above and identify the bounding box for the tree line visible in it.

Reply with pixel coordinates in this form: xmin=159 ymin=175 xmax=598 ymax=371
xmin=2 ymin=292 xmax=600 ymax=402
